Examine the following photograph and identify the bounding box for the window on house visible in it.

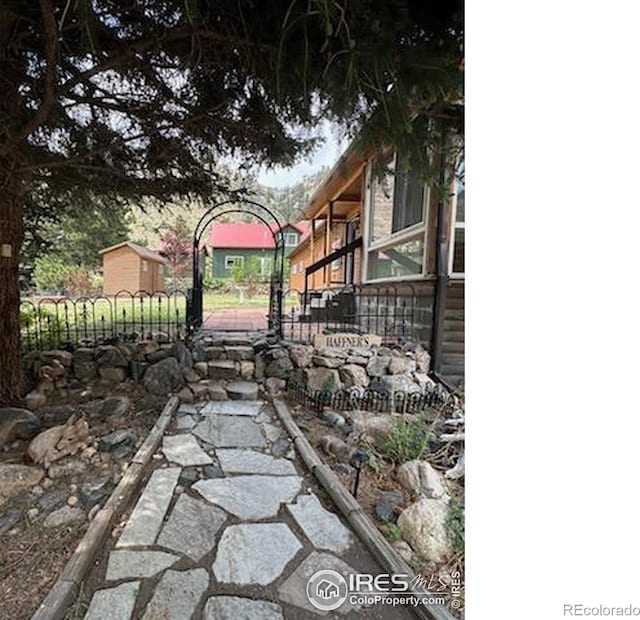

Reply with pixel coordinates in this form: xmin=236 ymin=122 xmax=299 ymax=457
xmin=285 ymin=233 xmax=298 ymax=246
xmin=225 ymin=256 xmax=244 ymax=269
xmin=142 ymin=260 xmax=148 ymax=272
xmin=369 ymin=154 xmax=426 ymax=245
xmin=366 ymin=153 xmax=428 ymax=282
xmin=448 ymin=157 xmax=465 ymax=276
xmin=367 ymin=236 xmax=424 ymax=280
xmin=259 ymin=256 xmax=272 ymax=276
xmin=331 ymin=239 xmax=342 ymax=271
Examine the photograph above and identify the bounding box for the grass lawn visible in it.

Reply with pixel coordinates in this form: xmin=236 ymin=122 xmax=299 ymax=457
xmin=202 ymin=292 xmax=270 ymax=311
xmin=20 ymin=291 xmax=279 ymax=332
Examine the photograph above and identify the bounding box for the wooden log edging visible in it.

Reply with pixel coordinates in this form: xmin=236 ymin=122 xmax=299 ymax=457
xmin=272 ymin=398 xmax=457 ymax=620
xmin=31 ymin=396 xmax=180 ymax=620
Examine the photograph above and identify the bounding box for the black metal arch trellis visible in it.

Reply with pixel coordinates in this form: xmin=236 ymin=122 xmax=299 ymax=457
xmin=189 ymin=199 xmax=285 ymax=334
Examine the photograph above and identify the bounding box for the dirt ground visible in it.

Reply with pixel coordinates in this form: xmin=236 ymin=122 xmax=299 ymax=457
xmin=0 ymin=381 xmax=166 ymax=620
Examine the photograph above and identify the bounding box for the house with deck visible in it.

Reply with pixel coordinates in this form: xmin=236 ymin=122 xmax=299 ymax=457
xmin=287 ymin=140 xmax=464 ymax=386
xmin=210 ymin=221 xmax=309 ymax=279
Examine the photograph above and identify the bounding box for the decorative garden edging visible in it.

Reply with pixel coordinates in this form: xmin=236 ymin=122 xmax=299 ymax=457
xmin=30 ymin=396 xmax=179 ymax=620
xmin=271 ymin=397 xmax=456 ymax=620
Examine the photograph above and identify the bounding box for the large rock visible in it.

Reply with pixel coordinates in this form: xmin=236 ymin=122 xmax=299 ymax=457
xmin=25 ymin=390 xmax=47 ymax=410
xmin=95 ymin=345 xmax=129 ymax=368
xmin=0 ymin=407 xmax=41 ymax=445
xmin=226 ymin=346 xmax=255 ymax=361
xmin=191 ymin=343 xmax=206 ymax=363
xmin=143 ymin=357 xmax=184 ymax=396
xmin=226 ymin=381 xmax=259 ymax=401
xmin=157 ymin=494 xmax=227 ymax=561
xmin=204 ymin=597 xmax=284 ymax=620
xmin=142 ymin=568 xmax=209 ymax=620
xmin=339 ymin=364 xmax=370 ymax=388
xmin=101 ymin=396 xmax=131 ymax=417
xmin=304 ymin=367 xmax=342 ymax=393
xmin=84 ymin=582 xmax=140 ymax=620
xmin=170 ymin=339 xmax=193 ymax=369
xmin=207 ymin=360 xmax=238 ymax=379
xmin=388 ymin=355 xmax=415 ymax=375
xmin=0 ymin=464 xmax=44 ymax=498
xmin=212 ymin=523 xmax=302 ymax=585
xmin=372 ymin=374 xmax=421 ymax=395
xmin=74 ymin=347 xmax=95 ymax=362
xmin=367 ymin=355 xmax=391 ymax=377
xmin=48 ymin=456 xmax=87 ymax=479
xmin=415 ymin=346 xmax=431 ymax=372
xmin=265 ymin=356 xmax=294 ymax=379
xmin=413 ymin=372 xmax=437 ymax=392
xmin=79 ymin=476 xmax=112 ymax=510
xmin=289 ymin=344 xmax=313 ymax=368
xmin=73 ymin=360 xmax=98 ymax=382
xmin=100 ymin=429 xmax=136 ymax=452
xmin=41 ymin=350 xmax=73 ymax=367
xmin=28 ymin=415 xmax=90 ymax=467
xmin=349 ymin=411 xmax=394 ymax=448
xmin=316 ymin=346 xmax=348 ymax=359
xmin=204 ymin=346 xmax=226 ymax=361
xmin=311 ymin=355 xmax=343 ymax=369
xmin=397 ymin=497 xmax=452 ymax=566
xmin=98 ymin=366 xmax=127 ymax=382
xmin=193 ymin=475 xmax=301 ymax=520
xmin=43 ymin=505 xmax=85 ymax=527
xmin=397 ymin=460 xmax=448 ymax=500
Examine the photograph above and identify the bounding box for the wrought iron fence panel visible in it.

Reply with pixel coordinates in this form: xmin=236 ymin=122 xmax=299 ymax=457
xmin=280 ymin=284 xmax=427 ymax=345
xmin=20 ymin=290 xmax=187 ymax=352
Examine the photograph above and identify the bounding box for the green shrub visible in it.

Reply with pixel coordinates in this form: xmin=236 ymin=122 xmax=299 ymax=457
xmin=203 ymin=277 xmax=225 ymax=290
xmin=446 ymin=498 xmax=465 ymax=554
xmin=19 ymin=306 xmax=64 ymax=348
xmin=34 ymin=256 xmax=74 ymax=292
xmin=384 ymin=415 xmax=430 ymax=464
xmin=385 ymin=522 xmax=402 ymax=542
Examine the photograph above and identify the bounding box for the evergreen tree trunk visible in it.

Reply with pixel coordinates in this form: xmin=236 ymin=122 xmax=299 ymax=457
xmin=0 ymin=160 xmax=24 ymax=405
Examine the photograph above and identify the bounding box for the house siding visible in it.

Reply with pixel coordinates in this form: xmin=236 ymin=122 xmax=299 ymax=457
xmin=212 ymin=247 xmax=274 ymax=278
xmin=439 ymin=280 xmax=464 ymax=385
xmin=102 ymin=246 xmax=166 ymax=295
xmin=103 ymin=246 xmax=142 ymax=295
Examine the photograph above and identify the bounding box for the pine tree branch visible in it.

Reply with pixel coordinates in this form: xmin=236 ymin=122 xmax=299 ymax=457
xmin=4 ymin=0 xmax=59 ymax=152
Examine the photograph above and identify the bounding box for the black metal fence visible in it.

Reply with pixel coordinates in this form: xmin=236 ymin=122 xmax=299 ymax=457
xmin=287 ymin=377 xmax=444 ymax=415
xmin=281 ymin=284 xmax=433 ymax=345
xmin=20 ymin=290 xmax=188 ymax=352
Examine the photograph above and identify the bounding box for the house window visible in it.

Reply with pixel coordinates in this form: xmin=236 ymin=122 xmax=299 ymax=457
xmin=285 ymin=233 xmax=298 ymax=246
xmin=367 ymin=236 xmax=425 ymax=280
xmin=142 ymin=260 xmax=148 ymax=272
xmin=365 ymin=153 xmax=428 ymax=282
xmin=331 ymin=239 xmax=342 ymax=271
xmin=225 ymin=256 xmax=244 ymax=270
xmin=369 ymin=154 xmax=426 ymax=245
xmin=448 ymin=157 xmax=465 ymax=277
xmin=259 ymin=256 xmax=272 ymax=276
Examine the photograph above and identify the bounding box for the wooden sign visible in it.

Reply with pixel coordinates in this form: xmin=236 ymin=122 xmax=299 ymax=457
xmin=314 ymin=333 xmax=382 ymax=349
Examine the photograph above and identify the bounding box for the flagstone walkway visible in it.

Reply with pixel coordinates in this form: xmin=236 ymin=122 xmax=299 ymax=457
xmin=81 ymin=398 xmax=416 ymax=619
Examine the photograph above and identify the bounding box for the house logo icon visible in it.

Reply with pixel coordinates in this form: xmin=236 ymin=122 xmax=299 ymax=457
xmin=306 ymin=569 xmax=348 ymax=611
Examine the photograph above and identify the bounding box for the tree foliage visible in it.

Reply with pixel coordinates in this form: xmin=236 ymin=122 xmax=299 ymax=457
xmin=159 ymin=215 xmax=192 ymax=290
xmin=0 ymin=0 xmax=463 ymax=403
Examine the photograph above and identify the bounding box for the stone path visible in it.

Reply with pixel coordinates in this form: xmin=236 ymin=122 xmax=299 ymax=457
xmin=82 ymin=397 xmax=415 ymax=619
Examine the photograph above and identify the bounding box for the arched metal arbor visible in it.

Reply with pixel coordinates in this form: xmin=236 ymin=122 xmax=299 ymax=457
xmin=189 ymin=200 xmax=286 ymax=335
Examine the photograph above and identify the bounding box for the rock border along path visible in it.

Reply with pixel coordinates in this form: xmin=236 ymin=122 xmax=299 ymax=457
xmin=78 ymin=393 xmax=418 ymax=620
